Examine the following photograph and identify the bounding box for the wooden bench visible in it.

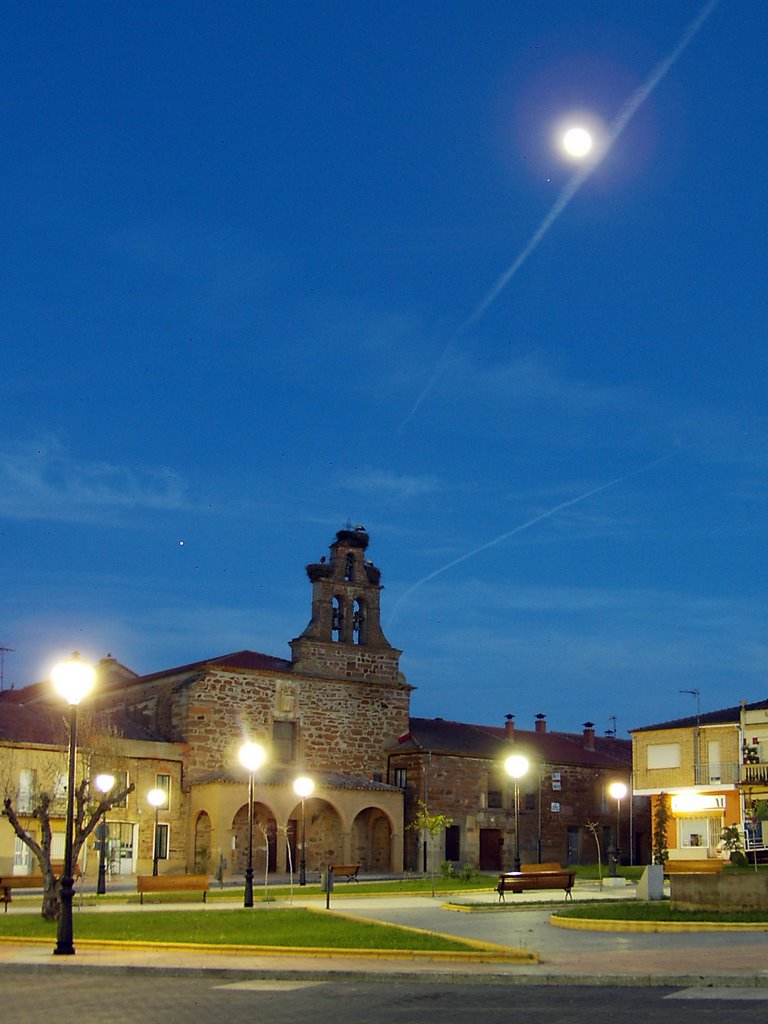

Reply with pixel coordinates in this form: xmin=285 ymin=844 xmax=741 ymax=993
xmin=331 ymin=863 xmax=362 ymax=882
xmin=136 ymin=874 xmax=209 ymax=904
xmin=0 ymin=865 xmax=83 ymax=912
xmin=664 ymin=859 xmax=724 ymax=876
xmin=497 ymin=862 xmax=576 ymax=902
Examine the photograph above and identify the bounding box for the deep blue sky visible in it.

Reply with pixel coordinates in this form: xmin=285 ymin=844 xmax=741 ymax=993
xmin=2 ymin=2 xmax=765 ymax=736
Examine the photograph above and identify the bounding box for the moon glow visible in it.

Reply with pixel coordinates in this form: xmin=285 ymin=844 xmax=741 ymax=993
xmin=562 ymin=126 xmax=593 ymax=158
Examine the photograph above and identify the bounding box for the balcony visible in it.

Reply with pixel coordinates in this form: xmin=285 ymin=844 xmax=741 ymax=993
xmin=741 ymin=762 xmax=768 ymax=786
xmin=693 ymin=761 xmax=740 ymax=785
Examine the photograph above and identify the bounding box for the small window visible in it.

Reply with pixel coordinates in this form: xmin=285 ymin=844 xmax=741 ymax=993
xmin=524 ymin=792 xmax=536 ymax=812
xmin=273 ymin=721 xmax=296 ymax=763
xmin=17 ymin=769 xmax=36 ymax=813
xmin=487 ymin=789 xmax=503 ymax=809
xmin=155 ymin=773 xmax=171 ymax=809
xmin=445 ymin=824 xmax=460 ymax=861
xmin=154 ymin=823 xmax=169 ymax=861
xmin=393 ymin=768 xmax=407 ymax=789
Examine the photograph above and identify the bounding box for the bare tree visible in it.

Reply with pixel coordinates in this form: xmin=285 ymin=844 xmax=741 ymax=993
xmin=1 ymin=711 xmax=134 ymax=920
xmin=3 ymin=776 xmax=134 ymax=919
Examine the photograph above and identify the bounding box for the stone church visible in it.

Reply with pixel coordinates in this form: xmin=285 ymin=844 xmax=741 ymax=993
xmin=1 ymin=526 xmax=411 ymax=878
xmin=1 ymin=524 xmax=638 ymax=879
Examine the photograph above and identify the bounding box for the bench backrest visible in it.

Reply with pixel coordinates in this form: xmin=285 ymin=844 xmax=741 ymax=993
xmin=137 ymin=874 xmax=209 ymax=891
xmin=520 ymin=862 xmax=564 ymax=874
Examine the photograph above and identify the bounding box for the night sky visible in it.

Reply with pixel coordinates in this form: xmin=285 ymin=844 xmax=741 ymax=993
xmin=2 ymin=2 xmax=765 ymax=736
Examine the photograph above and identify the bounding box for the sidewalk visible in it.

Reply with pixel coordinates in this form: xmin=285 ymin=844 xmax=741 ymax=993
xmin=2 ymin=880 xmax=768 ymax=988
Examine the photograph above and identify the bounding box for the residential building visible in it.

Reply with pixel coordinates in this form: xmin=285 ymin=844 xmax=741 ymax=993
xmin=631 ymin=698 xmax=768 ymax=862
xmin=387 ymin=714 xmax=643 ymax=871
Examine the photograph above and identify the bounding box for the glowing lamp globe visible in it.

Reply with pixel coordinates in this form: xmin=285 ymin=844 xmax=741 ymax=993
xmin=51 ymin=652 xmax=96 ymax=706
xmin=504 ymin=754 xmax=529 ymax=779
xmin=239 ymin=741 xmax=266 ymax=773
xmin=609 ymin=782 xmax=628 ymax=801
xmin=293 ymin=776 xmax=315 ymax=799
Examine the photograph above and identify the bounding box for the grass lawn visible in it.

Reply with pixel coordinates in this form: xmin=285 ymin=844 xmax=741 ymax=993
xmin=0 ymin=907 xmax=480 ymax=951
xmin=553 ymin=901 xmax=768 ymax=924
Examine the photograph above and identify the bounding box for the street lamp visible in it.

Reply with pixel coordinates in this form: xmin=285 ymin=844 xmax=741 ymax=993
xmin=608 ymin=781 xmax=628 ymax=875
xmin=94 ymin=773 xmax=115 ymax=895
xmin=239 ymin=741 xmax=266 ymax=907
xmin=293 ymin=776 xmax=315 ymax=886
xmin=51 ymin=651 xmax=96 ymax=956
xmin=147 ymin=788 xmax=166 ymax=877
xmin=504 ymin=753 xmax=529 ymax=871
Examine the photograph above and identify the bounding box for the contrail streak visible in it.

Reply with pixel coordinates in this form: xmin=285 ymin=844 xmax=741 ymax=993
xmin=386 ymin=449 xmax=685 ymax=627
xmin=400 ymin=0 xmax=718 ymax=429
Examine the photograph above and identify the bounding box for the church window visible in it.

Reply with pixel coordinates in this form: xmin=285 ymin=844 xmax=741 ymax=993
xmin=344 ymin=552 xmax=355 ymax=581
xmin=273 ymin=720 xmax=296 ymax=763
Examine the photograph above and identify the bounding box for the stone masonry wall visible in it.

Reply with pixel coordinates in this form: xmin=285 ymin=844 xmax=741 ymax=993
xmin=182 ymin=668 xmax=410 ymax=782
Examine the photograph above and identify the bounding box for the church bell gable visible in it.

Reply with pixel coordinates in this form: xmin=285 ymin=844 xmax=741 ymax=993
xmin=290 ymin=525 xmax=403 ymax=684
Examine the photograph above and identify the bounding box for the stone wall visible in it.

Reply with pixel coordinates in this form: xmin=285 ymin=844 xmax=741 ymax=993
xmin=671 ymin=872 xmax=768 ymax=911
xmin=181 ymin=667 xmax=410 ymax=782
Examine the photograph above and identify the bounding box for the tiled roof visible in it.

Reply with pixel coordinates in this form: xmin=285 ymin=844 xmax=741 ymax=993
xmin=0 ymin=697 xmax=173 ymax=746
xmin=391 ymin=717 xmax=630 ymax=768
xmin=0 ymin=702 xmax=68 ymax=745
xmin=113 ymin=650 xmax=293 ymax=687
xmin=630 ymin=697 xmax=768 ymax=734
xmin=191 ymin=767 xmax=399 ymax=792
xmin=3 ymin=649 xmax=294 ymax=706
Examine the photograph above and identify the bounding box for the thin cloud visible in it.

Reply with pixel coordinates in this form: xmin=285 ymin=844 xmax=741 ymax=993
xmin=0 ymin=438 xmax=190 ymax=523
xmin=342 ymin=468 xmax=440 ymax=502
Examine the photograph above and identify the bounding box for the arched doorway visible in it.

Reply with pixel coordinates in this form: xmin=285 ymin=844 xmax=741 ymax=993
xmin=193 ymin=811 xmax=212 ymax=873
xmin=352 ymin=807 xmax=393 ymax=871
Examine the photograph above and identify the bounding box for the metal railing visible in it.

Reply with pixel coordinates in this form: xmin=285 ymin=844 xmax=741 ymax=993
xmin=693 ymin=761 xmax=740 ymax=785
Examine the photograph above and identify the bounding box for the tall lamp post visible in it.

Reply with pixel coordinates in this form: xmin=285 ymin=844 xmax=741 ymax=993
xmin=147 ymin=788 xmax=166 ymax=877
xmin=504 ymin=753 xmax=529 ymax=871
xmin=51 ymin=652 xmax=96 ymax=956
xmin=94 ymin=773 xmax=115 ymax=895
xmin=293 ymin=776 xmax=315 ymax=886
xmin=608 ymin=781 xmax=628 ymax=876
xmin=239 ymin=741 xmax=266 ymax=908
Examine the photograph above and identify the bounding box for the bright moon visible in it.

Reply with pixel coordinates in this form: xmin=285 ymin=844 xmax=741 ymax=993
xmin=562 ymin=126 xmax=593 ymax=158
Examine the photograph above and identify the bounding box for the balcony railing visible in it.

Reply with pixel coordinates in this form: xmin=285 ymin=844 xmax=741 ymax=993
xmin=693 ymin=761 xmax=740 ymax=785
xmin=741 ymin=762 xmax=768 ymax=786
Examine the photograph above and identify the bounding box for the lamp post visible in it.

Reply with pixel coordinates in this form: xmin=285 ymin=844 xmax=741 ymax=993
xmin=239 ymin=741 xmax=266 ymax=908
xmin=147 ymin=788 xmax=166 ymax=877
xmin=51 ymin=651 xmax=96 ymax=956
xmin=608 ymin=781 xmax=628 ymax=876
xmin=94 ymin=773 xmax=115 ymax=895
xmin=504 ymin=753 xmax=529 ymax=871
xmin=293 ymin=776 xmax=315 ymax=886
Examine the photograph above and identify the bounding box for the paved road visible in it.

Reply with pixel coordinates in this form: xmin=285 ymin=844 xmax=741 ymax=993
xmin=2 ymin=970 xmax=768 ymax=1024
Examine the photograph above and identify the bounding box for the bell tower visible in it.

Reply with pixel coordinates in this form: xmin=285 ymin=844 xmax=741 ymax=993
xmin=290 ymin=525 xmax=403 ymax=684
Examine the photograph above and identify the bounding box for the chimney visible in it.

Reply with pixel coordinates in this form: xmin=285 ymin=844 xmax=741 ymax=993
xmin=504 ymin=714 xmax=515 ymax=740
xmin=583 ymin=721 xmax=596 ymax=751
xmin=535 ymin=713 xmax=547 ymax=733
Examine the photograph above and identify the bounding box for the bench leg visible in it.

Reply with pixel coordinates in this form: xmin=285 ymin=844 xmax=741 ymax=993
xmin=565 ymin=889 xmax=573 ymax=901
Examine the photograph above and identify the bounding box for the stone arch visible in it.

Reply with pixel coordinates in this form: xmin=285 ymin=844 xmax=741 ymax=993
xmin=287 ymin=797 xmax=343 ymax=873
xmin=232 ymin=800 xmax=279 ymax=874
xmin=193 ymin=811 xmax=212 ymax=873
xmin=352 ymin=806 xmax=393 ymax=871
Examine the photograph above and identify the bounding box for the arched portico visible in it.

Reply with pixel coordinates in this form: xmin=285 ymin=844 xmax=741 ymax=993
xmin=188 ymin=774 xmax=404 ymax=878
